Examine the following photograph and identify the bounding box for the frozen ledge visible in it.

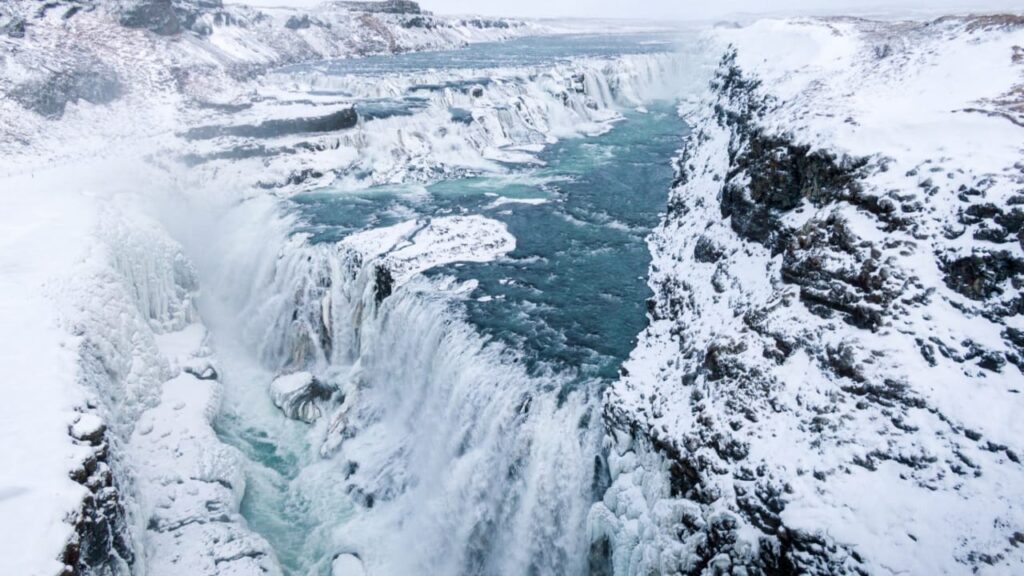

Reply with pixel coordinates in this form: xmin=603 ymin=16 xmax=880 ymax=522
xmin=338 ymin=214 xmax=516 ymax=287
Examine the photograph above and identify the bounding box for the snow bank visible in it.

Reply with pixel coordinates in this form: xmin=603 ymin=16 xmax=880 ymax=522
xmin=0 ymin=165 xmax=100 ymax=576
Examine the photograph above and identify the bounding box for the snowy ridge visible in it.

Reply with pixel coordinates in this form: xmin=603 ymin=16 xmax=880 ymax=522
xmin=0 ymin=153 xmax=281 ymax=575
xmin=592 ymin=15 xmax=1024 ymax=575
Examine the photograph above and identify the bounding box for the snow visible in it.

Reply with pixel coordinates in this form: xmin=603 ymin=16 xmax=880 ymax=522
xmin=0 ymin=167 xmax=96 ymax=576
xmin=340 ymin=215 xmax=516 ymax=285
xmin=130 ymin=324 xmax=279 ymax=576
xmin=69 ymin=414 xmax=105 ymax=441
xmin=487 ymin=196 xmax=549 ymax=208
xmin=271 ymin=371 xmax=316 ymax=397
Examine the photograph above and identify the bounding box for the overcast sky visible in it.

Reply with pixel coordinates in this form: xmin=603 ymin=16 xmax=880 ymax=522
xmin=237 ymin=0 xmax=1023 ymax=20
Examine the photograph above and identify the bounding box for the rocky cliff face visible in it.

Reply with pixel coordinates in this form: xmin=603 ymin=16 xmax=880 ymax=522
xmin=592 ymin=16 xmax=1024 ymax=575
xmin=63 ymin=415 xmax=134 ymax=576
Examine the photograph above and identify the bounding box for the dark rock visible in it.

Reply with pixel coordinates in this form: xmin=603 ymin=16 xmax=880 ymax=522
xmin=1003 ymin=327 xmax=1024 ymax=369
xmin=693 ymin=235 xmax=725 ymax=263
xmin=825 ymin=343 xmax=866 ymax=382
xmin=69 ymin=418 xmax=107 ymax=446
xmin=401 ymin=15 xmax=434 ymax=29
xmin=960 ymin=203 xmax=1024 ymax=245
xmin=842 ymin=378 xmax=925 ymax=410
xmin=588 ymin=535 xmax=613 ymax=576
xmin=63 ymin=418 xmax=134 ymax=575
xmin=336 ymin=0 xmax=421 ymax=14
xmin=978 ymin=352 xmax=1006 ymax=372
xmin=284 ymin=14 xmax=311 ymax=29
xmin=259 ymin=168 xmax=326 ymax=189
xmin=13 ymin=64 xmax=123 ymax=119
xmin=271 ymin=373 xmax=335 ymax=423
xmin=780 ymin=214 xmax=902 ymax=331
xmin=184 ymin=107 xmax=357 ymax=140
xmin=449 ymin=107 xmax=473 ymax=125
xmin=462 ymin=18 xmax=511 ymax=29
xmin=184 ymin=363 xmax=219 ymax=381
xmin=940 ymin=250 xmax=1024 ymax=300
xmin=120 ymin=0 xmax=223 ymax=36
xmin=3 ymin=16 xmax=27 ymax=38
xmin=703 ymin=339 xmax=747 ymax=381
xmin=374 ymin=264 xmax=394 ymax=304
xmin=719 ymin=131 xmax=870 ymax=254
xmin=121 ymin=0 xmax=184 ymax=35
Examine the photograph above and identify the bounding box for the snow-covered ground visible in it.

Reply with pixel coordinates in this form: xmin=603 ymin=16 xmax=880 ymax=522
xmin=0 ymin=156 xmax=202 ymax=575
xmin=593 ymin=14 xmax=1024 ymax=575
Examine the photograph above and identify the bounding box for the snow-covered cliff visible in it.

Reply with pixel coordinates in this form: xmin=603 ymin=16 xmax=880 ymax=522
xmin=592 ymin=15 xmax=1024 ymax=575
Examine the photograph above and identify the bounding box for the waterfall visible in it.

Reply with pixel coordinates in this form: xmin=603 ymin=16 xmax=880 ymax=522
xmin=244 ymin=52 xmax=696 ymax=191
xmin=190 ymin=203 xmax=602 ymax=573
xmin=153 ymin=41 xmax=702 ymax=576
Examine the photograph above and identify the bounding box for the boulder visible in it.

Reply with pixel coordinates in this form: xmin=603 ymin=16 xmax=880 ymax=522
xmin=270 ymin=372 xmax=334 ymax=423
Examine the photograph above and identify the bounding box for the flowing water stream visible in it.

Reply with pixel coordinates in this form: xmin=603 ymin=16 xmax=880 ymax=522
xmin=202 ymin=33 xmax=690 ymax=576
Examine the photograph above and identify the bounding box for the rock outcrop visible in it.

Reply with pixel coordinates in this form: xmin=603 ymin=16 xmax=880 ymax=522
xmin=63 ymin=414 xmax=134 ymax=576
xmin=120 ymin=0 xmax=223 ymax=36
xmin=270 ymin=372 xmax=335 ymax=423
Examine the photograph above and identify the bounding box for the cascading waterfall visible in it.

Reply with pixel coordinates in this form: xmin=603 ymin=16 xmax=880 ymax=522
xmin=156 ymin=36 xmax=701 ymax=576
xmin=242 ymin=52 xmax=693 ymax=190
xmin=199 ymin=220 xmax=603 ymax=574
